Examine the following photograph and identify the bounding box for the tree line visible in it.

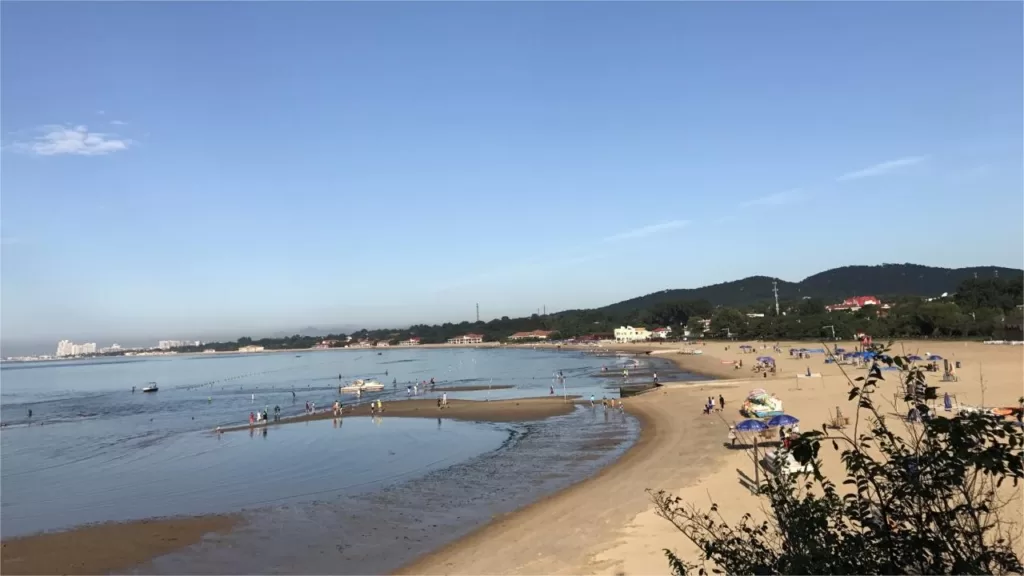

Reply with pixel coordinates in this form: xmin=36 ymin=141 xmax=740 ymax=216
xmin=167 ymin=277 xmax=1022 ymax=352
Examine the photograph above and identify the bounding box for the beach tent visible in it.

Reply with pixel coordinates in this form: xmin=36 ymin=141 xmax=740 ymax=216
xmin=756 ymin=356 xmax=775 ymax=364
xmin=735 ymin=419 xmax=768 ymax=432
xmin=767 ymin=414 xmax=799 ymax=428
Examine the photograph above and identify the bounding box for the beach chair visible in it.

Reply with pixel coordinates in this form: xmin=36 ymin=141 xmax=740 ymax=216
xmin=828 ymin=407 xmax=849 ymax=430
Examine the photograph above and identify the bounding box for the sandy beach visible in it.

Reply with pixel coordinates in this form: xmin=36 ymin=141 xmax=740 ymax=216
xmin=404 ymin=339 xmax=1024 ymax=575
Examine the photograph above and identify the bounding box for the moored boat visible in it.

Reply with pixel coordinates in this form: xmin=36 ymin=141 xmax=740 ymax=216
xmin=340 ymin=379 xmax=384 ymax=393
xmin=142 ymin=382 xmax=159 ymax=393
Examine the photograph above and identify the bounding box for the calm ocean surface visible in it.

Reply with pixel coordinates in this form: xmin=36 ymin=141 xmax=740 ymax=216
xmin=1 ymin=347 xmax=700 ymax=542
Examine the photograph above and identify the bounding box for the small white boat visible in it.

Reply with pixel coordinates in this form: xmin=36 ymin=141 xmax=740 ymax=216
xmin=142 ymin=383 xmax=158 ymax=393
xmin=340 ymin=379 xmax=384 ymax=393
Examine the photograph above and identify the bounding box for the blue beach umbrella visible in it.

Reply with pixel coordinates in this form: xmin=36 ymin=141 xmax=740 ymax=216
xmin=908 ymin=355 xmax=923 ymax=361
xmin=928 ymin=354 xmax=943 ymax=361
xmin=735 ymin=419 xmax=768 ymax=432
xmin=767 ymin=414 xmax=799 ymax=428
xmin=756 ymin=356 xmax=775 ymax=363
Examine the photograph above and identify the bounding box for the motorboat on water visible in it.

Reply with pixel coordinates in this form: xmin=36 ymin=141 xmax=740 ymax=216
xmin=142 ymin=382 xmax=159 ymax=393
xmin=340 ymin=379 xmax=384 ymax=393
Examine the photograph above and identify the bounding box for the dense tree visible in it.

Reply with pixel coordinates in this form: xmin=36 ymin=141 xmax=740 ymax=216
xmin=148 ymin=275 xmax=1022 ymax=353
xmin=652 ymin=346 xmax=1024 ymax=575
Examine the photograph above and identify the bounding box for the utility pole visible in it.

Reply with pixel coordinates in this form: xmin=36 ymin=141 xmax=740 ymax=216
xmin=543 ymin=305 xmax=546 ymax=315
xmin=476 ymin=303 xmax=480 ymax=322
xmin=773 ymin=280 xmax=780 ymax=316
xmin=823 ymin=325 xmax=836 ymax=341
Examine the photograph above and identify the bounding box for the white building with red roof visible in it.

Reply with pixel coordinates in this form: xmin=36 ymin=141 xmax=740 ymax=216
xmin=508 ymin=330 xmax=554 ymax=341
xmin=447 ymin=333 xmax=484 ymax=345
xmin=826 ymin=295 xmax=885 ymax=312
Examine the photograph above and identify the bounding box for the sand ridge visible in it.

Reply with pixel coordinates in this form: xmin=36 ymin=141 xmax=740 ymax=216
xmin=0 ymin=515 xmax=238 ymax=576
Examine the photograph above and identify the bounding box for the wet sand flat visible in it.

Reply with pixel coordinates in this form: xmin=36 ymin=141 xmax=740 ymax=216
xmin=431 ymin=384 xmax=515 ymax=392
xmin=0 ymin=515 xmax=238 ymax=576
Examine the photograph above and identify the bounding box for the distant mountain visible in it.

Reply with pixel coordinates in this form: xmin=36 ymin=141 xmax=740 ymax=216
xmin=601 ymin=264 xmax=1024 ymax=312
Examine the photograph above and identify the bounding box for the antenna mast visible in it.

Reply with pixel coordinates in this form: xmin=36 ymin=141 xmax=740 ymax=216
xmin=773 ymin=280 xmax=780 ymax=316
xmin=476 ymin=303 xmax=480 ymax=322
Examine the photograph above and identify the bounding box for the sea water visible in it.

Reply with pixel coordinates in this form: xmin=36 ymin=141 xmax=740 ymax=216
xmin=1 ymin=347 xmax=702 ymax=541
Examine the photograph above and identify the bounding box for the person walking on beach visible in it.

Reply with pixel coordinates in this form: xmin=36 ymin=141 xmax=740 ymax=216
xmin=590 ymin=394 xmax=596 ymax=407
xmin=407 ymin=385 xmax=412 ymax=396
xmin=274 ymin=405 xmax=281 ymax=421
xmin=550 ymin=385 xmax=555 ymax=395
xmin=305 ymin=401 xmax=310 ymax=414
xmin=719 ymin=395 xmax=725 ymax=411
xmin=442 ymin=392 xmax=448 ymax=408
xmin=249 ymin=412 xmax=255 ymax=427
xmin=653 ymin=372 xmax=659 ymax=385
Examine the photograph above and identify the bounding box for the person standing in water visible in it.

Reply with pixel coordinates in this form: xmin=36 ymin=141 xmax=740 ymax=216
xmin=132 ymin=386 xmax=136 ymax=394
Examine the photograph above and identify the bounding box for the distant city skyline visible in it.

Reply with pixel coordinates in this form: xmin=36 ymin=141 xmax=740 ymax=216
xmin=2 ymin=3 xmax=1021 ymax=349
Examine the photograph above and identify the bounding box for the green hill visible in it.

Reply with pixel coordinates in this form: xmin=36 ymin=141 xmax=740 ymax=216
xmin=601 ymin=264 xmax=1023 ymax=313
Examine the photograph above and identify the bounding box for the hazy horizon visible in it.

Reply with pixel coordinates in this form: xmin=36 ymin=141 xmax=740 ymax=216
xmin=2 ymin=3 xmax=1022 ymax=351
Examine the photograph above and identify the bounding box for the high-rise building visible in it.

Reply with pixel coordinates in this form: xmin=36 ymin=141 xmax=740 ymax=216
xmin=56 ymin=340 xmax=97 ymax=357
xmin=56 ymin=340 xmax=74 ymax=357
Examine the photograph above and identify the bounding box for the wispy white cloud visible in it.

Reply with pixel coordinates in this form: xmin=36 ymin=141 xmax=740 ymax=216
xmin=602 ymin=220 xmax=689 ymax=243
xmin=835 ymin=156 xmax=927 ymax=182
xmin=109 ymin=120 xmax=127 ymax=126
xmin=9 ymin=124 xmax=132 ymax=156
xmin=739 ymin=188 xmax=802 ymax=208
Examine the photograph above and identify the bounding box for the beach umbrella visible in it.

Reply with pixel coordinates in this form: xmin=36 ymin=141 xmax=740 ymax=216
xmin=928 ymin=354 xmax=943 ymax=361
xmin=735 ymin=419 xmax=768 ymax=432
xmin=767 ymin=414 xmax=799 ymax=428
xmin=756 ymin=356 xmax=775 ymax=364
xmin=908 ymin=355 xmax=923 ymax=361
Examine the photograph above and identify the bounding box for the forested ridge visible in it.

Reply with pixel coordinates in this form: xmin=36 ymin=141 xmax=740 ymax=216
xmin=167 ymin=264 xmax=1022 ymax=352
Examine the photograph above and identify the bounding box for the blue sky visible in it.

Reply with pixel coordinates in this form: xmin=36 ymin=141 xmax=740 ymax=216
xmin=2 ymin=2 xmax=1022 ymax=347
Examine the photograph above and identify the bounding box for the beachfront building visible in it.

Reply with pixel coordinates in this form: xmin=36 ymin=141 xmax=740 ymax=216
xmin=614 ymin=326 xmax=651 ymax=343
xmin=508 ymin=330 xmax=554 ymax=341
xmin=375 ymin=341 xmax=391 ymax=348
xmin=652 ymin=327 xmax=672 ymax=339
xmin=447 ymin=333 xmax=484 ymax=345
xmin=238 ymin=345 xmax=265 ymax=353
xmin=399 ymin=337 xmax=421 ymax=346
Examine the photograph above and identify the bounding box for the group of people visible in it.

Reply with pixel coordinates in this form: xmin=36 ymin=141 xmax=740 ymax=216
xmin=249 ymin=406 xmax=280 ymax=426
xmin=588 ymin=394 xmax=625 ymax=412
xmin=703 ymin=395 xmax=726 ymax=415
